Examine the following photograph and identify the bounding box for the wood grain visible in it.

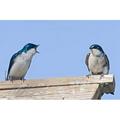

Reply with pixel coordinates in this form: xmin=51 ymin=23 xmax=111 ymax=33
xmin=0 ymin=74 xmax=115 ymax=99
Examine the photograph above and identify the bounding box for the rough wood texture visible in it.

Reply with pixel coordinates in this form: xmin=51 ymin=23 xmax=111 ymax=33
xmin=0 ymin=74 xmax=115 ymax=99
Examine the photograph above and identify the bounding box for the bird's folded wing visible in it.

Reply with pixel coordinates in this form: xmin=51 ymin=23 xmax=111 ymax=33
xmin=85 ymin=53 xmax=90 ymax=71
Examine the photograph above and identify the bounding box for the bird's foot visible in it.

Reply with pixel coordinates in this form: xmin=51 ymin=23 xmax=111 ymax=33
xmin=99 ymin=74 xmax=104 ymax=80
xmin=10 ymin=79 xmax=14 ymax=83
xmin=86 ymin=74 xmax=91 ymax=78
xmin=21 ymin=78 xmax=26 ymax=83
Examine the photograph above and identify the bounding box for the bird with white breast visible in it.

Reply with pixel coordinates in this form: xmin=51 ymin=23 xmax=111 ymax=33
xmin=6 ymin=43 xmax=39 ymax=81
xmin=85 ymin=44 xmax=110 ymax=77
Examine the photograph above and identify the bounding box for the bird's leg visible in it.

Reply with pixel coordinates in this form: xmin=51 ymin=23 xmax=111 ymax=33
xmin=8 ymin=77 xmax=14 ymax=83
xmin=10 ymin=79 xmax=14 ymax=83
xmin=86 ymin=74 xmax=92 ymax=78
xmin=21 ymin=78 xmax=26 ymax=83
xmin=86 ymin=71 xmax=93 ymax=78
xmin=99 ymin=74 xmax=104 ymax=80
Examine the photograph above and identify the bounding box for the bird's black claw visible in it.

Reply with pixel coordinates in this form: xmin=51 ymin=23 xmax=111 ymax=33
xmin=100 ymin=74 xmax=104 ymax=79
xmin=86 ymin=74 xmax=91 ymax=78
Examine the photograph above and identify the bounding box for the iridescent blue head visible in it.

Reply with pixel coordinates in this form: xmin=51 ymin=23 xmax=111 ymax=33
xmin=22 ymin=43 xmax=39 ymax=53
xmin=89 ymin=44 xmax=104 ymax=53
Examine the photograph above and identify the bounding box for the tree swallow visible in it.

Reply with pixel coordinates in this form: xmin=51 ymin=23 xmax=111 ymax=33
xmin=85 ymin=44 xmax=114 ymax=96
xmin=6 ymin=43 xmax=39 ymax=81
xmin=85 ymin=44 xmax=110 ymax=76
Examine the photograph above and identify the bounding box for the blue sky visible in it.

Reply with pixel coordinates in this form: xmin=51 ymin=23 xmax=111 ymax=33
xmin=0 ymin=20 xmax=119 ymax=99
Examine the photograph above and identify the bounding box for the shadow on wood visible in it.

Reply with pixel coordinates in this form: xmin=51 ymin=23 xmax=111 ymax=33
xmin=0 ymin=74 xmax=115 ymax=100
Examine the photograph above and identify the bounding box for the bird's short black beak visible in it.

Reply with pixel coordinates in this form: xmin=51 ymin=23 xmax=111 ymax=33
xmin=36 ymin=51 xmax=39 ymax=54
xmin=36 ymin=44 xmax=40 ymax=54
xmin=37 ymin=44 xmax=40 ymax=47
xmin=89 ymin=46 xmax=92 ymax=50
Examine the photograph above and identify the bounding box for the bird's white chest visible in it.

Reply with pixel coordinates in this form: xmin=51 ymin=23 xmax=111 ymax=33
xmin=88 ymin=54 xmax=104 ymax=73
xmin=9 ymin=53 xmax=32 ymax=77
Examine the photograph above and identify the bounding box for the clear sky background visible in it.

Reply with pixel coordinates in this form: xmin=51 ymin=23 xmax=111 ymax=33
xmin=0 ymin=20 xmax=119 ymax=99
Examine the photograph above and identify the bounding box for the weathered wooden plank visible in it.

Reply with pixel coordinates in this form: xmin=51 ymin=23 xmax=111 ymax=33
xmin=0 ymin=74 xmax=115 ymax=99
xmin=0 ymin=75 xmax=114 ymax=90
xmin=0 ymin=84 xmax=99 ymax=100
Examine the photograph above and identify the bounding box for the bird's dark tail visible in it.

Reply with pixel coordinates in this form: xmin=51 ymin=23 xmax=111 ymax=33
xmin=5 ymin=71 xmax=8 ymax=80
xmin=110 ymin=92 xmax=114 ymax=95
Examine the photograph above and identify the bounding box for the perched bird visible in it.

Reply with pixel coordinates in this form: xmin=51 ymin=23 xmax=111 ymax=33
xmin=85 ymin=44 xmax=109 ymax=76
xmin=6 ymin=43 xmax=39 ymax=81
xmin=85 ymin=44 xmax=114 ymax=96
